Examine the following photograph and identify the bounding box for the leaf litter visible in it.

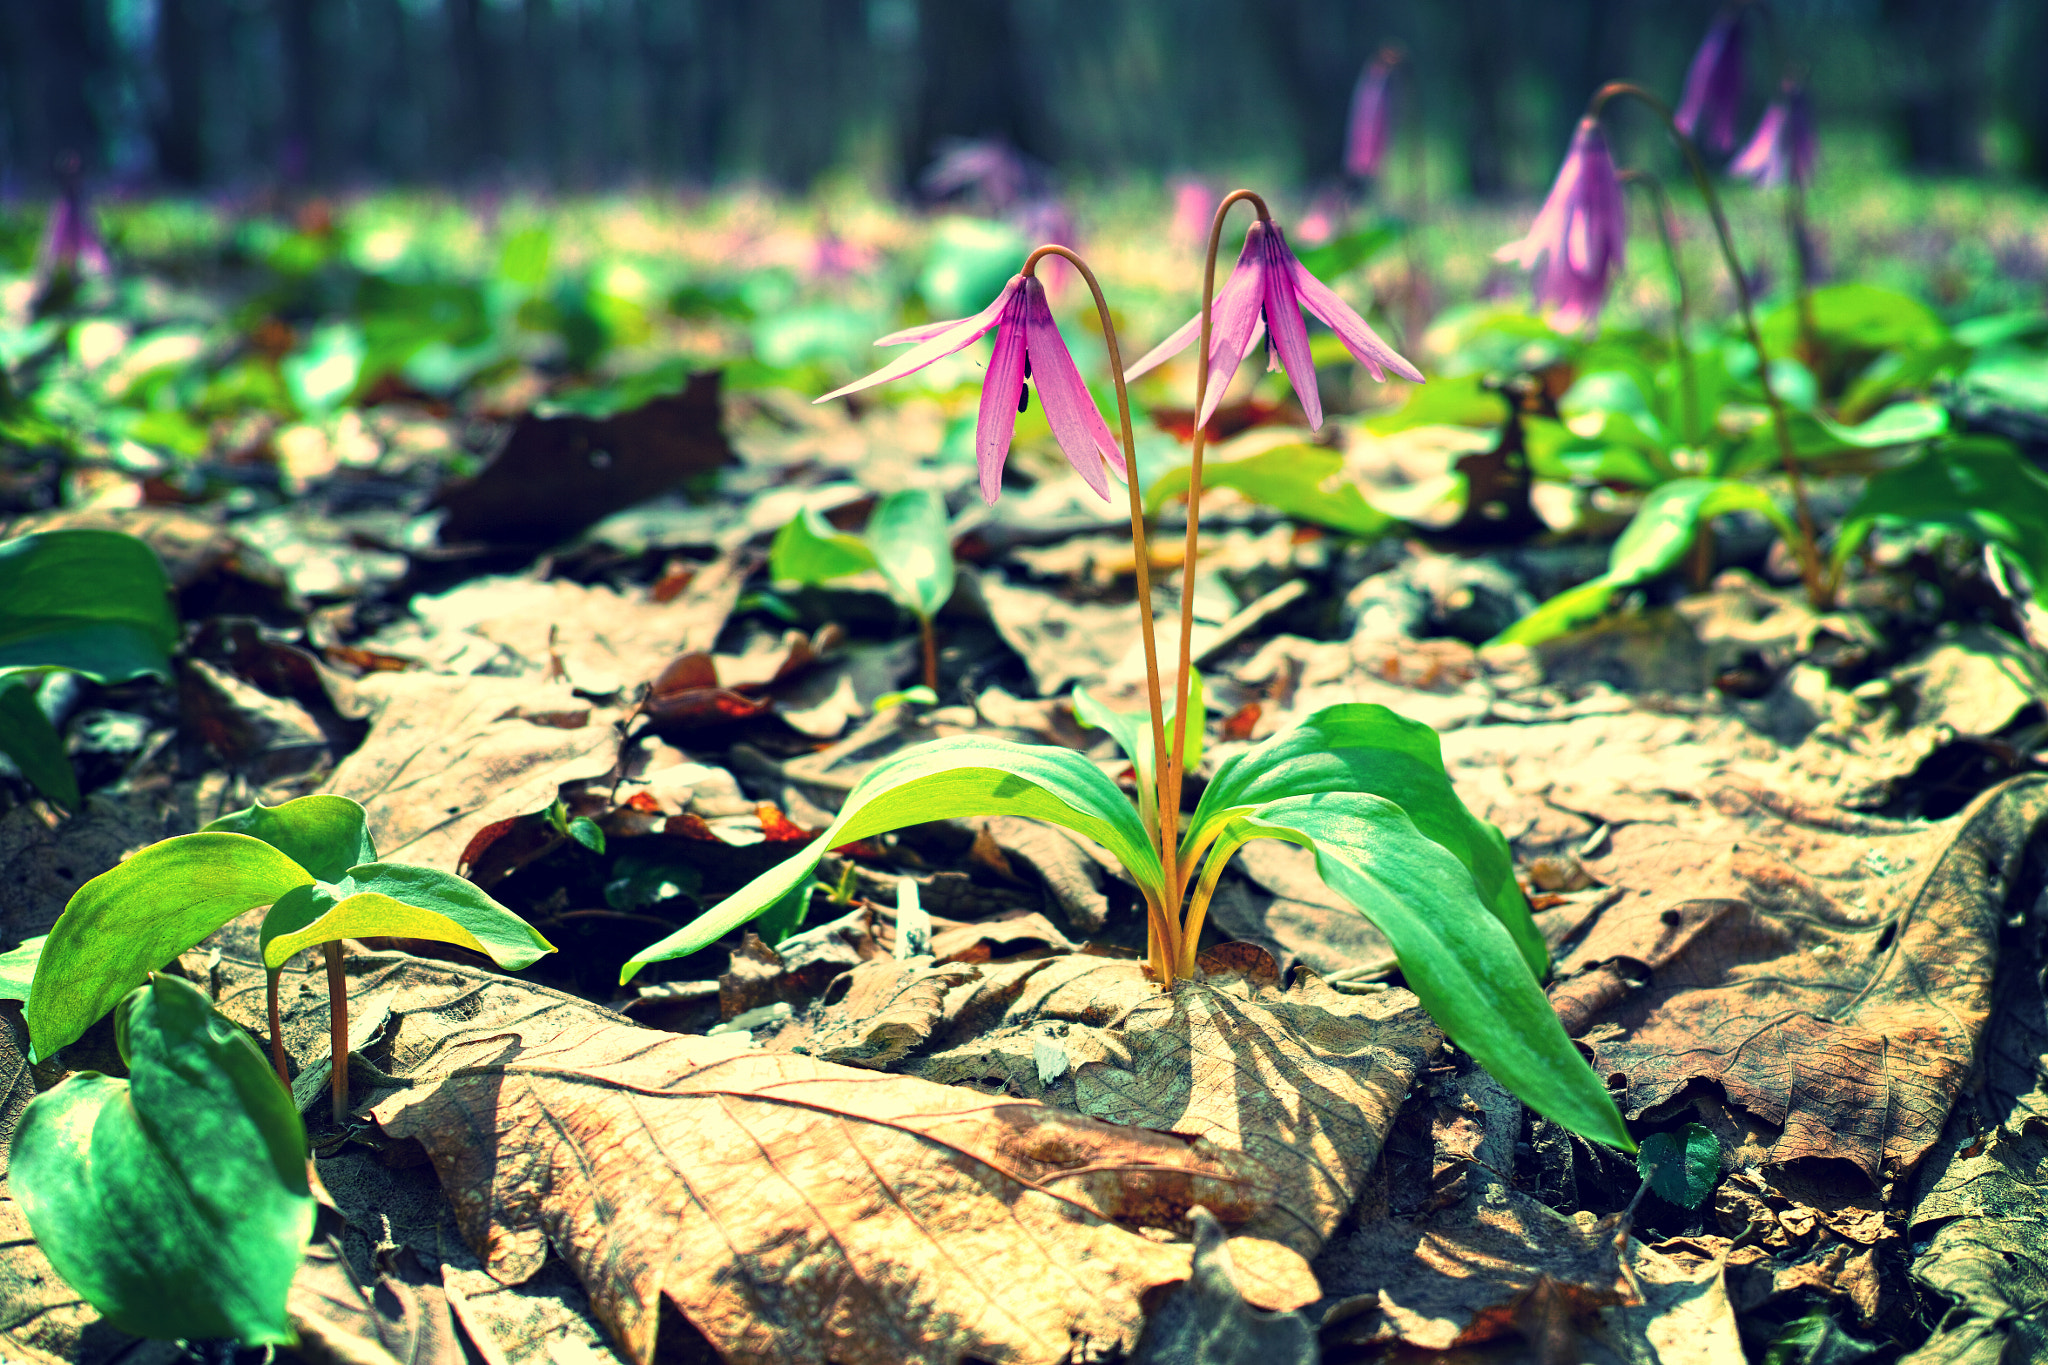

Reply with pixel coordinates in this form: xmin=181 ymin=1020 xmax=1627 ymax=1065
xmin=6 ymin=368 xmax=2048 ymax=1364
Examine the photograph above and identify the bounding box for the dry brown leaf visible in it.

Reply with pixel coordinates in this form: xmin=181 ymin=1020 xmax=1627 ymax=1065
xmin=873 ymin=951 xmax=1436 ymax=1257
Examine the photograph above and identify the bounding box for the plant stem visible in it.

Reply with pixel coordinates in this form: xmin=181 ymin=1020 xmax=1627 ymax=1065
xmin=1021 ymin=243 xmax=1180 ymax=977
xmin=1617 ymin=168 xmax=1698 ymax=446
xmin=265 ymin=967 xmax=289 ymax=1087
xmin=1162 ymin=190 xmax=1271 ymax=933
xmin=323 ymin=941 xmax=347 ymax=1127
xmin=917 ymin=613 xmax=937 ymax=693
xmin=1591 ymin=81 xmax=1828 ymax=608
xmin=1786 ymin=173 xmax=1818 ymax=364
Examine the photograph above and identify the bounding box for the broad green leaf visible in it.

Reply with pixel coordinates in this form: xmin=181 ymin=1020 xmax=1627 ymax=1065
xmin=1195 ymin=792 xmax=1630 ymax=1149
xmin=920 ymin=218 xmax=1027 ymax=318
xmin=1186 ymin=702 xmax=1543 ymax=980
xmin=281 ymin=321 xmax=366 ymax=416
xmin=1073 ymin=672 xmax=1203 ymax=834
xmin=202 ymin=794 xmax=378 ymax=883
xmin=13 ymin=975 xmax=312 ymax=1345
xmin=1953 ymin=310 xmax=2048 ymax=349
xmin=1365 ymin=372 xmax=1508 ymax=434
xmin=1834 ymin=437 xmax=2048 ymax=589
xmin=1727 ymin=400 xmax=1949 ymax=475
xmin=0 ymin=935 xmax=44 ymax=1001
xmin=25 ymin=833 xmax=313 ymax=1060
xmin=257 ymin=863 xmax=554 ymax=970
xmin=1636 ymin=1122 xmax=1720 ymax=1208
xmin=1524 ymin=416 xmax=1667 ymax=489
xmin=1961 ymin=348 xmax=2048 ymax=414
xmin=868 ymin=488 xmax=957 ymax=620
xmin=0 ymin=679 xmax=79 ymax=808
xmin=1493 ymin=479 xmax=1797 ymax=648
xmin=1559 ymin=370 xmax=1666 ymax=450
xmin=753 ymin=305 xmax=878 ymax=370
xmin=770 ymin=506 xmax=877 ymax=585
xmin=1763 ymin=282 xmax=1947 ymax=355
xmin=1146 ymin=444 xmax=1394 ymax=540
xmin=623 ymin=736 xmax=1160 ymax=980
xmin=0 ymin=529 xmax=176 ymax=682
xmin=1292 ymin=221 xmax=1402 ymax=280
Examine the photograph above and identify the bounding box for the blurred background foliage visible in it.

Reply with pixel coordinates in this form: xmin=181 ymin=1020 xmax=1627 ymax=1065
xmin=2 ymin=0 xmax=2046 ymax=196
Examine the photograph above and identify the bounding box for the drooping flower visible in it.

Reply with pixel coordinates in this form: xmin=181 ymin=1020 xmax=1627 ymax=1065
xmin=1730 ymin=82 xmax=1817 ymax=190
xmin=1494 ymin=117 xmax=1626 ymax=332
xmin=35 ymin=155 xmax=109 ymax=286
xmin=1124 ymin=218 xmax=1421 ymax=430
xmin=1674 ymin=10 xmax=1746 ymax=154
xmin=1345 ymin=50 xmax=1398 ymax=178
xmin=817 ymin=274 xmax=1124 ymax=505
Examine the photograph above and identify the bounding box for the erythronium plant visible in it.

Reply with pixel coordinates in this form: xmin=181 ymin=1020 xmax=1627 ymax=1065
xmin=22 ymin=794 xmax=553 ymax=1124
xmin=628 ymin=207 xmax=1633 ymax=1150
xmin=1500 ymin=81 xmax=1830 ymax=609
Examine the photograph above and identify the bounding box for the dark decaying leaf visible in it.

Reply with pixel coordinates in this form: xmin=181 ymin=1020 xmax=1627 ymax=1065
xmin=432 ymin=372 xmax=736 ymax=548
xmin=1131 ymin=1208 xmax=1316 ymax=1365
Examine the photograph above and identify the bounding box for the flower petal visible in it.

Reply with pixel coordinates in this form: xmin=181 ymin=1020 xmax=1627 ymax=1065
xmin=817 ymin=276 xmax=1022 ymax=404
xmin=975 ymin=303 xmax=1030 ymax=504
xmin=1261 ymin=230 xmax=1325 ymax=429
xmin=1196 ymin=228 xmax=1269 ymax=426
xmin=1286 ymin=252 xmax=1423 ymax=384
xmin=875 ymin=316 xmax=972 ymax=347
xmin=1122 ymin=310 xmax=1202 ymax=383
xmin=1123 ymin=228 xmax=1263 ymax=396
xmin=1021 ymin=278 xmax=1116 ymax=501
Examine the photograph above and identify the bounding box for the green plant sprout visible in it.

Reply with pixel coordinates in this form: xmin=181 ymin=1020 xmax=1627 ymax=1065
xmin=769 ymin=487 xmax=958 ymax=690
xmin=12 ymin=974 xmax=313 ymax=1346
xmin=0 ymin=528 xmax=178 ymax=809
xmin=625 ymin=194 xmax=1633 ymax=1151
xmin=21 ymin=794 xmax=554 ymax=1125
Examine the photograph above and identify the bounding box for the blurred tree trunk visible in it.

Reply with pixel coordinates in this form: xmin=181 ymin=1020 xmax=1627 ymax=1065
xmin=154 ymin=0 xmax=211 ymax=184
xmin=1457 ymin=0 xmax=1513 ymax=195
xmin=447 ymin=0 xmax=492 ymax=178
xmin=280 ymin=0 xmax=328 ymax=182
xmin=911 ymin=0 xmax=1044 ymax=180
xmin=1881 ymin=0 xmax=1991 ymax=171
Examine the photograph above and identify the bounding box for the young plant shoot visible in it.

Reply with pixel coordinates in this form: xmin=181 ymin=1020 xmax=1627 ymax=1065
xmin=625 ymin=202 xmax=1633 ymax=1151
xmin=770 ymin=487 xmax=958 ymax=690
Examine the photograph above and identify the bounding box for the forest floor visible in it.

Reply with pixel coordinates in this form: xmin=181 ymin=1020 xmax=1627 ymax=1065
xmin=5 ymin=172 xmax=2048 ymax=1363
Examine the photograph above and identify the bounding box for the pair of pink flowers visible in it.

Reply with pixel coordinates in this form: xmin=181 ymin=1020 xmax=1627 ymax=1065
xmin=818 ymin=214 xmax=1420 ymax=505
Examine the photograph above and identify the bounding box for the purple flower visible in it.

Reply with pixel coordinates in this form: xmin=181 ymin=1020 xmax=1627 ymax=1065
xmin=1731 ymin=83 xmax=1817 ymax=190
xmin=1674 ymin=11 xmax=1746 ymax=154
xmin=1494 ymin=117 xmax=1626 ymax=332
xmin=917 ymin=139 xmax=1043 ymax=215
xmin=35 ymin=159 xmax=109 ymax=285
xmin=1345 ymin=52 xmax=1397 ymax=178
xmin=1170 ymin=179 xmax=1213 ymax=246
xmin=816 ymin=274 xmax=1124 ymax=505
xmin=1123 ymin=219 xmax=1421 ymax=430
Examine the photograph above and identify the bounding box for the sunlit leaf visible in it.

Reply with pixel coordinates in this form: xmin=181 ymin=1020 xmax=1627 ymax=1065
xmin=1763 ymin=282 xmax=1947 ymax=354
xmin=868 ymin=488 xmax=957 ymax=621
xmin=1186 ymin=702 xmax=1543 ymax=980
xmin=1834 ymin=437 xmax=2048 ymax=588
xmin=25 ymin=833 xmax=313 ymax=1060
xmin=769 ymin=506 xmax=876 ymax=584
xmin=281 ymin=321 xmax=366 ymax=417
xmin=202 ymin=794 xmax=379 ymax=883
xmin=0 ymin=934 xmax=43 ymax=1002
xmin=1073 ymin=671 xmax=1203 ymax=834
xmin=13 ymin=975 xmax=312 ymax=1345
xmin=257 ymin=863 xmax=554 ymax=970
xmin=623 ymin=736 xmax=1161 ymax=980
xmin=1192 ymin=791 xmax=1631 ymax=1149
xmin=1146 ymin=444 xmax=1394 ymax=539
xmin=919 ymin=218 xmax=1027 ymax=319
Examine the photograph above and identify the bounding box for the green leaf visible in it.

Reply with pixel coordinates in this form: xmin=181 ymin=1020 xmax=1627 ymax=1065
xmin=919 ymin=218 xmax=1027 ymax=319
xmin=24 ymin=833 xmax=314 ymax=1060
xmin=1763 ymin=282 xmax=1947 ymax=355
xmin=281 ymin=322 xmax=366 ymax=417
xmin=868 ymin=488 xmax=957 ymax=621
xmin=1834 ymin=437 xmax=2048 ymax=589
xmin=1492 ymin=479 xmax=1798 ymax=647
xmin=0 ymin=679 xmax=79 ymax=808
xmin=12 ymin=975 xmax=313 ymax=1344
xmin=257 ymin=863 xmax=555 ymax=970
xmin=1636 ymin=1122 xmax=1721 ymax=1208
xmin=1146 ymin=444 xmax=1394 ymax=540
xmin=202 ymin=794 xmax=379 ymax=883
xmin=1185 ymin=702 xmax=1543 ymax=980
xmin=1195 ymin=792 xmax=1631 ymax=1149
xmin=623 ymin=735 xmax=1160 ymax=981
xmin=1365 ymin=373 xmax=1508 ymax=434
xmin=1292 ymin=221 xmax=1403 ymax=281
xmin=0 ymin=529 xmax=176 ymax=682
xmin=769 ymin=506 xmax=877 ymax=585
xmin=0 ymin=935 xmax=44 ymax=1001
xmin=1808 ymin=400 xmax=1948 ymax=449
xmin=566 ymin=816 xmax=606 ymax=854
xmin=1073 ymin=672 xmax=1203 ymax=835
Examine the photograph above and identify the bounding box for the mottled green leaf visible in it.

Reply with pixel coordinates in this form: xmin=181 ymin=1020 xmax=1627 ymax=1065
xmin=1637 ymin=1122 xmax=1721 ymax=1208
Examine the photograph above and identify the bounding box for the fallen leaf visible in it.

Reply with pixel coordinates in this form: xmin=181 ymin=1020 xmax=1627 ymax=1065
xmin=1130 ymin=1208 xmax=1316 ymax=1365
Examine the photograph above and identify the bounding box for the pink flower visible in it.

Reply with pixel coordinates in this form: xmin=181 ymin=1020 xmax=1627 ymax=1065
xmin=35 ymin=157 xmax=109 ymax=285
xmin=1731 ymin=82 xmax=1816 ymax=190
xmin=1675 ymin=11 xmax=1746 ymax=154
xmin=1495 ymin=117 xmax=1626 ymax=332
xmin=1171 ymin=179 xmax=1214 ymax=247
xmin=1124 ymin=218 xmax=1421 ymax=431
xmin=1345 ymin=51 xmax=1397 ymax=178
xmin=816 ymin=275 xmax=1124 ymax=505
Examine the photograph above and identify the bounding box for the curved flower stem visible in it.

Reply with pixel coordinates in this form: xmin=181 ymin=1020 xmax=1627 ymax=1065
xmin=1164 ymin=189 xmax=1271 ymax=927
xmin=1591 ymin=81 xmax=1827 ymax=608
xmin=1022 ymin=243 xmax=1179 ymax=980
xmin=1617 ymin=168 xmax=1698 ymax=446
